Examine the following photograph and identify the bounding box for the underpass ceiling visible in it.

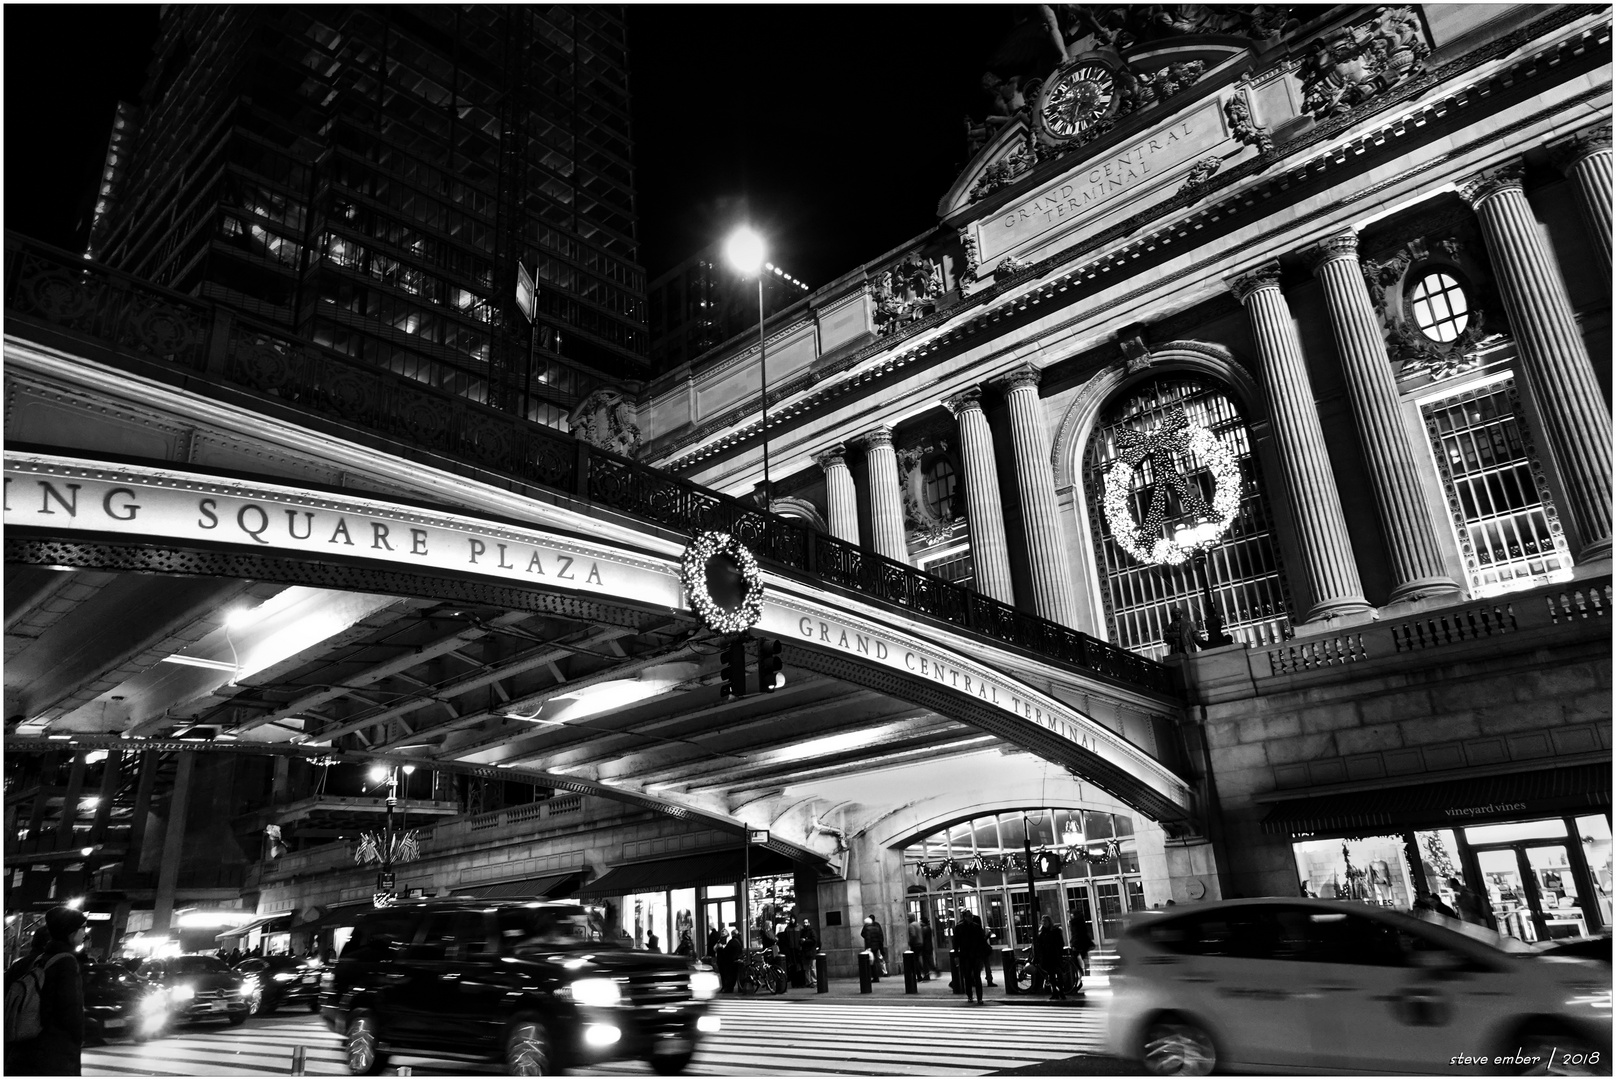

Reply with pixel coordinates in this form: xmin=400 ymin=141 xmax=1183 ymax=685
xmin=4 ymin=568 xmax=1036 ymax=812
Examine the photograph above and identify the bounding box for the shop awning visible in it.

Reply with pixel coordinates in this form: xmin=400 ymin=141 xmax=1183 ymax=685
xmin=574 ymin=848 xmax=797 ymax=899
xmin=215 ymin=911 xmax=293 ymax=941
xmin=453 ymin=870 xmax=586 ymax=901
xmin=1260 ymin=762 xmax=1611 ymax=836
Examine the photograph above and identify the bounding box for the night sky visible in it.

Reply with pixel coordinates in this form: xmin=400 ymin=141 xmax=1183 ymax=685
xmin=4 ymin=5 xmax=1020 ymax=288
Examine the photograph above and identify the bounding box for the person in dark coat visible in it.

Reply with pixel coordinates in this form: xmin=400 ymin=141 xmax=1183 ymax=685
xmin=717 ymin=927 xmax=743 ymax=993
xmin=5 ymin=905 xmax=88 ymax=1075
xmin=1067 ymin=910 xmax=1094 ymax=986
xmin=920 ymin=916 xmax=938 ymax=977
xmin=1034 ymin=915 xmax=1067 ymax=999
xmin=954 ymin=912 xmax=988 ymax=1004
xmin=797 ymin=921 xmax=818 ymax=988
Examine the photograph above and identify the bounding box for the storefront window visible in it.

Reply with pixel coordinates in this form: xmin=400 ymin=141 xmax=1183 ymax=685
xmin=1577 ymin=816 xmax=1612 ymax=928
xmin=1464 ymin=818 xmax=1567 ymax=844
xmin=1293 ymin=836 xmax=1414 ymax=907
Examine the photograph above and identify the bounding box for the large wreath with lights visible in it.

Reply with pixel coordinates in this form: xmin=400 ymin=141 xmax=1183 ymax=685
xmin=681 ymin=531 xmax=764 ymax=634
xmin=1102 ymin=409 xmax=1241 ymax=567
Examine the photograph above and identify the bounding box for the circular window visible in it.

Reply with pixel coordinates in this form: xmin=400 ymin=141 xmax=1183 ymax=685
xmin=1408 ymin=271 xmax=1470 ymax=343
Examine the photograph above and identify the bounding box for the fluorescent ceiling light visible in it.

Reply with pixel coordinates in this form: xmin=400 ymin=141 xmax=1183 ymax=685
xmin=506 ymin=663 xmax=698 ymax=727
xmin=160 ymin=655 xmax=239 ymax=672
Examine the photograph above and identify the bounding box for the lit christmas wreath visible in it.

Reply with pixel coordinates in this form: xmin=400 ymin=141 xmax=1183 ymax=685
xmin=681 ymin=531 xmax=764 ymax=634
xmin=1102 ymin=409 xmax=1241 ymax=567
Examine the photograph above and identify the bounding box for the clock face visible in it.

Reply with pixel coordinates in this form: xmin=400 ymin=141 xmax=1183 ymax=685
xmin=1040 ymin=60 xmax=1117 ymax=140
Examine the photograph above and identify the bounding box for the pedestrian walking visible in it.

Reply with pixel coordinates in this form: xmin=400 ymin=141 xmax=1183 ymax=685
xmin=4 ymin=905 xmax=88 ymax=1075
xmin=954 ymin=912 xmax=988 ymax=1004
xmin=1067 ymin=910 xmax=1094 ymax=987
xmin=920 ymin=915 xmax=938 ymax=977
xmin=1035 ymin=915 xmax=1067 ymax=999
xmin=1448 ymin=877 xmax=1490 ymax=925
xmin=860 ymin=915 xmax=886 ymax=979
xmin=906 ymin=914 xmax=926 ymax=979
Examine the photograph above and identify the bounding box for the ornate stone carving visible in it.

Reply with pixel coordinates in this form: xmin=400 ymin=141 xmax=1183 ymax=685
xmin=1177 ymin=155 xmax=1223 ymax=194
xmin=566 ymin=386 xmax=641 ymax=458
xmin=1039 ymin=4 xmax=1299 ymax=57
xmin=993 ymin=364 xmax=1042 ymax=393
xmin=1227 ymin=261 xmax=1283 ymax=304
xmin=1551 ymin=124 xmax=1613 ymax=173
xmin=957 ymin=229 xmax=980 ymax=284
xmin=1456 ymin=161 xmax=1528 ymax=207
xmin=942 ymin=387 xmax=984 ymax=416
xmin=1298 ymin=6 xmax=1430 ymax=120
xmin=1118 ymin=334 xmax=1153 ymax=374
xmin=1224 ymin=90 xmax=1273 ymax=154
xmin=1301 ymin=230 xmax=1361 ymax=272
xmin=812 ymin=444 xmax=848 ymax=472
xmin=897 ymin=440 xmax=959 ymax=545
xmin=969 ymin=129 xmax=1038 ymax=201
xmin=1360 ymin=233 xmax=1497 ymax=382
xmin=996 ymin=254 xmax=1034 ymax=279
xmin=871 ymin=255 xmax=946 ymax=337
xmin=854 ymin=425 xmax=894 ymax=451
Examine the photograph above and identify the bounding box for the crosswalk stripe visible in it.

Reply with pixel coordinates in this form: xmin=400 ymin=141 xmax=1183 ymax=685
xmin=85 ymin=1000 xmax=1107 ymax=1077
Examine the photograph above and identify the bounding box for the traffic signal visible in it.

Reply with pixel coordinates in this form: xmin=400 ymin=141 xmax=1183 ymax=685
xmin=1033 ymin=850 xmax=1061 ymax=878
xmin=757 ymin=637 xmax=783 ymax=693
xmin=719 ymin=639 xmax=748 ymax=701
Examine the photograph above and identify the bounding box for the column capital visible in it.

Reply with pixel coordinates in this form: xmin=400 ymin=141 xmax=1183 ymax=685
xmin=853 ymin=425 xmax=895 ymax=451
xmin=991 ymin=363 xmax=1042 ymax=393
xmin=942 ymin=387 xmax=985 ymax=416
xmin=1550 ymin=124 xmax=1613 ymax=173
xmin=1227 ymin=260 xmax=1284 ymax=304
xmin=1302 ymin=230 xmax=1360 ymax=274
xmin=1456 ymin=161 xmax=1527 ymax=208
xmin=812 ymin=444 xmax=848 ymax=471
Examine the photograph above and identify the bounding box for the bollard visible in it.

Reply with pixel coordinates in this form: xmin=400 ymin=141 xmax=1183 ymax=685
xmin=903 ymin=949 xmax=918 ymax=994
xmin=815 ymin=951 xmax=828 ymax=993
xmin=290 ymin=1046 xmax=306 ymax=1075
xmin=948 ymin=949 xmax=962 ymax=994
xmin=1002 ymin=948 xmax=1018 ymax=994
xmin=857 ymin=949 xmax=873 ymax=993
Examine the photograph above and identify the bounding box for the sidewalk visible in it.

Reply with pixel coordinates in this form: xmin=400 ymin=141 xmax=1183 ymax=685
xmin=734 ymin=969 xmax=1110 ymax=1006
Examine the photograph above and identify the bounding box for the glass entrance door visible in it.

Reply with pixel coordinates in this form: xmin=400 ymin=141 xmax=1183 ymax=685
xmin=1476 ymin=844 xmax=1588 ymax=941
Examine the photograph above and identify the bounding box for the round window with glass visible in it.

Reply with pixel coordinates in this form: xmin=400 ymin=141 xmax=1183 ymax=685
xmin=1408 ymin=270 xmax=1470 ymax=343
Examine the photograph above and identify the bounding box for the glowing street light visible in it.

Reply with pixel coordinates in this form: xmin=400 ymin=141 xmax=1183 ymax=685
xmin=725 ymin=226 xmax=772 ymax=507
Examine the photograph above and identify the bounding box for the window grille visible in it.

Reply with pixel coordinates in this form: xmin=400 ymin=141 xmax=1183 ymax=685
xmin=1409 ymin=270 xmax=1470 ymax=343
xmin=1422 ymin=377 xmax=1571 ymax=596
xmin=1083 ymin=375 xmax=1292 ymax=659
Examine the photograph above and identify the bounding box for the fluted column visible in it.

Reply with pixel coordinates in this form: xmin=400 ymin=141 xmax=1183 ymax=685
xmin=1228 ymin=262 xmax=1372 ymax=621
xmin=992 ymin=365 xmax=1078 ymax=625
xmin=857 ymin=425 xmax=909 ymax=563
xmin=943 ymin=388 xmax=1015 ymax=604
xmin=1461 ymin=164 xmax=1613 ymax=563
xmin=1306 ymin=231 xmax=1462 ymax=602
xmin=1551 ymin=126 xmax=1613 ymax=289
xmin=813 ymin=444 xmax=860 ymax=545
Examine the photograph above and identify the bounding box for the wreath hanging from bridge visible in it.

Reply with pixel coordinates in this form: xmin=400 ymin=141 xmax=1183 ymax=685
xmin=917 ymin=839 xmax=1125 ymax=880
xmin=1101 ymin=406 xmax=1241 ymax=566
xmin=681 ymin=531 xmax=764 ymax=634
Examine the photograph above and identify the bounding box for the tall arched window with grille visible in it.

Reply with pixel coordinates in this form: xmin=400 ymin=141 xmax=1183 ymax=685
xmin=1082 ymin=374 xmax=1293 ymax=659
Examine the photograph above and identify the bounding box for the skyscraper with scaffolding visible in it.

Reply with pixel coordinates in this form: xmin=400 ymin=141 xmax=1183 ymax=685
xmin=87 ymin=5 xmax=646 ymax=428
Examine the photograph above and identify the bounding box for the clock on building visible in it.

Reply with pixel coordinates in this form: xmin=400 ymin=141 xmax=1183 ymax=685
xmin=1037 ymin=58 xmax=1120 ymax=140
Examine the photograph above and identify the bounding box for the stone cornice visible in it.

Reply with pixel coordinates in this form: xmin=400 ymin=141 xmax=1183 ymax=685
xmin=651 ymin=7 xmax=1610 ymax=477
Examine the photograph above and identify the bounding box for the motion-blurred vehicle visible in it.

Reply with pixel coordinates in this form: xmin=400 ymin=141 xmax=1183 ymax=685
xmin=319 ymin=898 xmax=720 ymax=1075
xmin=82 ymin=962 xmax=170 ymax=1043
xmin=138 ymin=953 xmax=251 ymax=1027
xmin=1536 ymin=933 xmax=1612 ymax=966
xmin=235 ymin=955 xmax=323 ymax=1015
xmin=1106 ymin=897 xmax=1611 ymax=1075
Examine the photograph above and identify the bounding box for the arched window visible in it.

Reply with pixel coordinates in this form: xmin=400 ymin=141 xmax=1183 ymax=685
xmin=1408 ymin=270 xmax=1470 ymax=343
xmin=1082 ymin=374 xmax=1292 ymax=659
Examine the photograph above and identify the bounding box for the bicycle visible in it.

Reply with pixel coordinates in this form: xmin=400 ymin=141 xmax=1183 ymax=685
xmin=1012 ymin=946 xmax=1084 ymax=995
xmin=736 ymin=947 xmax=787 ymax=995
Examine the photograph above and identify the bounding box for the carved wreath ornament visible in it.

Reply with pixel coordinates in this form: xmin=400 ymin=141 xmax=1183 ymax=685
xmin=1102 ymin=409 xmax=1240 ymax=566
xmin=681 ymin=531 xmax=764 ymax=634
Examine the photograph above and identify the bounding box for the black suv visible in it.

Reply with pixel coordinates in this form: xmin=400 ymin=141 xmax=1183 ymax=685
xmin=319 ymin=899 xmax=718 ymax=1075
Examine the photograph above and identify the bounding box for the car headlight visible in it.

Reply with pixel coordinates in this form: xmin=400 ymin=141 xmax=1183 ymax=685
xmin=563 ymin=977 xmax=621 ymax=1007
xmin=272 ymin=972 xmax=296 ymax=982
xmin=169 ymin=985 xmax=195 ymax=1001
xmin=140 ymin=993 xmax=169 ymax=1016
xmin=690 ymin=970 xmax=720 ymax=1001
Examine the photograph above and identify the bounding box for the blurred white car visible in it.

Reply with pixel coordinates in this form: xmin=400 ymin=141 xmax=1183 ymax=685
xmin=1106 ymin=897 xmax=1611 ymax=1075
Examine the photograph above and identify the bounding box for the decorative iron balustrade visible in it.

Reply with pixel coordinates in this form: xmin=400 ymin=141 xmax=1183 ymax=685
xmin=4 ymin=233 xmax=1174 ymax=696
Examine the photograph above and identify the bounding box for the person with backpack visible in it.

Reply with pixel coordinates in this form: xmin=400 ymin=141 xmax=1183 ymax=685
xmin=5 ymin=905 xmax=88 ymax=1074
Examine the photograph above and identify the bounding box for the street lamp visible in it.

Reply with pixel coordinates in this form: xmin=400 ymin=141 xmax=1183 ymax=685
xmin=368 ymin=764 xmax=399 ymax=904
xmin=1172 ymin=517 xmax=1234 ymax=648
xmin=724 ymin=226 xmax=771 ymax=508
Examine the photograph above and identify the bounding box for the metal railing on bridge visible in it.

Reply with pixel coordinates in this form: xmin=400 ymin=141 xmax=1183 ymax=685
xmin=4 ymin=233 xmax=1174 ymax=696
